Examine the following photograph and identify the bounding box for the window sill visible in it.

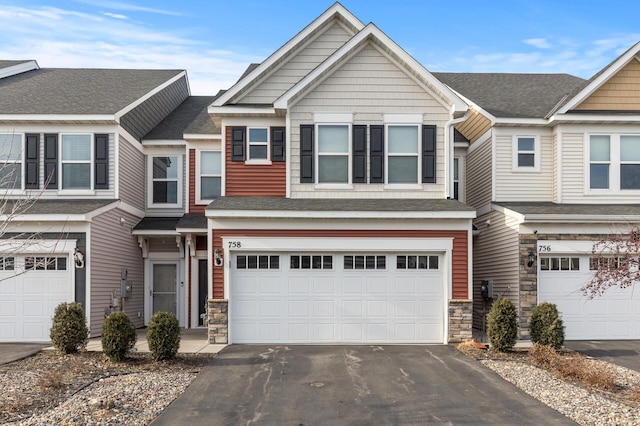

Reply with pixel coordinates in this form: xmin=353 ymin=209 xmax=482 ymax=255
xmin=383 ymin=184 xmax=423 ymax=190
xmin=512 ymin=167 xmax=541 ymax=173
xmin=245 ymin=160 xmax=272 ymax=166
xmin=314 ymin=184 xmax=354 ymax=190
xmin=57 ymin=190 xmax=95 ymax=196
xmin=148 ymin=204 xmax=183 ymax=209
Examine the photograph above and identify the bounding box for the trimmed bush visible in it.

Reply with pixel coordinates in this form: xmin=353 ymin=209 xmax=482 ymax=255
xmin=530 ymin=302 xmax=565 ymax=350
xmin=147 ymin=311 xmax=181 ymax=361
xmin=486 ymin=298 xmax=518 ymax=352
xmin=102 ymin=312 xmax=136 ymax=361
xmin=50 ymin=302 xmax=89 ymax=354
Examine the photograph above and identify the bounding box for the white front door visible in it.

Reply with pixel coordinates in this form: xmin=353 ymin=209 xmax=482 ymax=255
xmin=230 ymin=253 xmax=444 ymax=344
xmin=538 ymin=255 xmax=640 ymax=340
xmin=0 ymin=255 xmax=73 ymax=342
xmin=151 ymin=263 xmax=178 ymax=317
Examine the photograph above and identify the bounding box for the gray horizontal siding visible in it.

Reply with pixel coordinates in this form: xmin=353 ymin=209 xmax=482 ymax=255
xmin=118 ymin=135 xmax=145 ymax=211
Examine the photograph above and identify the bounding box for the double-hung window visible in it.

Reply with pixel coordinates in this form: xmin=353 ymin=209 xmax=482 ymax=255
xmin=247 ymin=128 xmax=269 ymax=161
xmin=61 ymin=134 xmax=91 ymax=190
xmin=317 ymin=124 xmax=349 ymax=184
xmin=199 ymin=151 xmax=221 ymax=201
xmin=588 ymin=134 xmax=640 ymax=191
xmin=0 ymin=133 xmax=22 ymax=189
xmin=151 ymin=155 xmax=181 ymax=206
xmin=513 ymin=136 xmax=539 ymax=171
xmin=387 ymin=125 xmax=419 ymax=183
xmin=589 ymin=135 xmax=610 ymax=189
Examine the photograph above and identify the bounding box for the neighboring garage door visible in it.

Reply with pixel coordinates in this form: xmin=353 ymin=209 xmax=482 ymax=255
xmin=0 ymin=255 xmax=73 ymax=342
xmin=230 ymin=253 xmax=444 ymax=343
xmin=538 ymin=255 xmax=640 ymax=340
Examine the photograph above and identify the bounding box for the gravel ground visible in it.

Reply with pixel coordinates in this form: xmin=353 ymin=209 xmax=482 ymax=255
xmin=481 ymin=358 xmax=640 ymax=426
xmin=0 ymin=351 xmax=211 ymax=425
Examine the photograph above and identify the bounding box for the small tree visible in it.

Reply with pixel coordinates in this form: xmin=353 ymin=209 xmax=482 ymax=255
xmin=487 ymin=298 xmax=518 ymax=352
xmin=102 ymin=311 xmax=136 ymax=361
xmin=147 ymin=311 xmax=181 ymax=361
xmin=582 ymin=227 xmax=640 ymax=298
xmin=530 ymin=302 xmax=564 ymax=350
xmin=50 ymin=302 xmax=88 ymax=353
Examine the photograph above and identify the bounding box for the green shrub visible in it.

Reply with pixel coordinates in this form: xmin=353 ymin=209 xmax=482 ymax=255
xmin=50 ymin=302 xmax=88 ymax=354
xmin=530 ymin=302 xmax=565 ymax=350
xmin=101 ymin=312 xmax=136 ymax=361
xmin=487 ymin=298 xmax=518 ymax=352
xmin=147 ymin=311 xmax=181 ymax=361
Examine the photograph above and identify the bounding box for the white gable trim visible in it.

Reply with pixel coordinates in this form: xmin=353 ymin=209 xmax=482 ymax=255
xmin=0 ymin=60 xmax=39 ymax=79
xmin=558 ymin=42 xmax=640 ymax=114
xmin=273 ymin=24 xmax=467 ymax=113
xmin=211 ymin=3 xmax=364 ymax=108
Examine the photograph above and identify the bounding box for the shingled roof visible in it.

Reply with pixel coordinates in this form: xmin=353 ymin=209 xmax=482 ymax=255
xmin=144 ymin=95 xmax=218 ymax=140
xmin=0 ymin=68 xmax=183 ymax=115
xmin=433 ymin=72 xmax=586 ymax=118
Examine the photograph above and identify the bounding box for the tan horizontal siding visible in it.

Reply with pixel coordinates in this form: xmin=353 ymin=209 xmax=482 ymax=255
xmin=576 ymin=59 xmax=640 ymax=110
xmin=456 ymin=110 xmax=491 ymax=143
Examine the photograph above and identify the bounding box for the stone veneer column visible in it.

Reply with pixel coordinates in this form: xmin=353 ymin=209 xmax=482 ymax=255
xmin=518 ymin=234 xmax=538 ymax=339
xmin=208 ymin=299 xmax=228 ymax=344
xmin=448 ymin=299 xmax=472 ymax=342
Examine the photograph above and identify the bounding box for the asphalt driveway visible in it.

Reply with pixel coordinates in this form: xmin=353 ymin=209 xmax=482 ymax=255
xmin=153 ymin=345 xmax=573 ymax=425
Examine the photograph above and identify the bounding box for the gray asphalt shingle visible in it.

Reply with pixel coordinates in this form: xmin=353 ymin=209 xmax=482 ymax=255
xmin=497 ymin=202 xmax=640 ymax=217
xmin=144 ymin=96 xmax=218 ymax=140
xmin=3 ymin=199 xmax=117 ymax=215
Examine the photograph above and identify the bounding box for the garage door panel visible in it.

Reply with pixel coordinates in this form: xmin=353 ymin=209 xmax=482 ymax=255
xmin=235 ymin=278 xmax=257 ymax=294
xmin=0 ymin=323 xmax=14 ymax=338
xmin=0 ymin=301 xmax=16 ymax=315
xmin=261 ymin=278 xmax=280 ymax=293
xmin=231 ymin=252 xmax=444 ymax=344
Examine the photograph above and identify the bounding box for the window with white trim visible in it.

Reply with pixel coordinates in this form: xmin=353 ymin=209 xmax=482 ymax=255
xmin=290 ymin=255 xmax=333 ymax=269
xmin=540 ymin=257 xmax=579 ymax=271
xmin=236 ymin=255 xmax=279 ymax=270
xmin=513 ymin=136 xmax=539 ymax=171
xmin=387 ymin=125 xmax=419 ymax=183
xmin=317 ymin=124 xmax=349 ymax=184
xmin=396 ymin=255 xmax=439 ymax=270
xmin=150 ymin=155 xmax=181 ymax=206
xmin=0 ymin=257 xmax=15 ymax=271
xmin=61 ymin=134 xmax=91 ymax=189
xmin=25 ymin=256 xmax=67 ymax=271
xmin=344 ymin=255 xmax=386 ymax=270
xmin=588 ymin=134 xmax=640 ymax=191
xmin=199 ymin=151 xmax=221 ymax=201
xmin=248 ymin=128 xmax=269 ymax=161
xmin=0 ymin=133 xmax=22 ymax=189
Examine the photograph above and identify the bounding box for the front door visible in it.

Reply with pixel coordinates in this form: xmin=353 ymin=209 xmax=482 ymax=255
xmin=198 ymin=259 xmax=208 ymax=326
xmin=152 ymin=263 xmax=178 ymax=316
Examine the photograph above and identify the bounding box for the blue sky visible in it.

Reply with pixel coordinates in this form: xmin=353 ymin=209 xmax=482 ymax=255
xmin=1 ymin=0 xmax=639 ymax=95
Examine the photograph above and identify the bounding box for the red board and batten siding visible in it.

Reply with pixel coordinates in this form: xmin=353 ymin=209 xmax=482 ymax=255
xmin=211 ymin=229 xmax=469 ymax=300
xmin=225 ymin=127 xmax=286 ymax=197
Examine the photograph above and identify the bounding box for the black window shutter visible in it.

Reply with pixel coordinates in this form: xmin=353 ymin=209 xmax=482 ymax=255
xmin=370 ymin=125 xmax=384 ymax=183
xmin=94 ymin=134 xmax=109 ymax=189
xmin=271 ymin=127 xmax=285 ymax=162
xmin=44 ymin=134 xmax=58 ymax=189
xmin=231 ymin=127 xmax=245 ymax=161
xmin=352 ymin=125 xmax=367 ymax=183
xmin=300 ymin=124 xmax=314 ymax=183
xmin=25 ymin=134 xmax=39 ymax=189
xmin=422 ymin=125 xmax=436 ymax=183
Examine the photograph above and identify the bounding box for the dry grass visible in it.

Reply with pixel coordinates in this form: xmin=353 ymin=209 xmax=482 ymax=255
xmin=529 ymin=343 xmax=617 ymax=391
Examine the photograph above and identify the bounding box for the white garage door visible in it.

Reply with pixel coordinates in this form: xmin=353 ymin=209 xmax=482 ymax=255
xmin=538 ymin=255 xmax=640 ymax=340
xmin=0 ymin=255 xmax=73 ymax=342
xmin=230 ymin=253 xmax=444 ymax=344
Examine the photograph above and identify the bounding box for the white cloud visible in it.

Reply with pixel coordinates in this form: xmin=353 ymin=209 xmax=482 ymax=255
xmin=524 ymin=38 xmax=551 ymax=49
xmin=0 ymin=5 xmax=262 ymax=94
xmin=102 ymin=12 xmax=128 ymax=20
xmin=74 ymin=0 xmax=184 ymax=16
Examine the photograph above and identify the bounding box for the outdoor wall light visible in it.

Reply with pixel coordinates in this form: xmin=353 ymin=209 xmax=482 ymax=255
xmin=214 ymin=248 xmax=223 ymax=267
xmin=527 ymin=249 xmax=536 ymax=267
xmin=74 ymin=248 xmax=85 ymax=269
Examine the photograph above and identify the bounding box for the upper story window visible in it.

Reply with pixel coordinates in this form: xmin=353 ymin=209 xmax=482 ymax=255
xmin=453 ymin=157 xmax=460 ymax=200
xmin=317 ymin=124 xmax=349 ymax=183
xmin=513 ymin=136 xmax=539 ymax=171
xmin=61 ymin=134 xmax=91 ymax=190
xmin=387 ymin=125 xmax=419 ymax=183
xmin=199 ymin=151 xmax=221 ymax=201
xmin=0 ymin=133 xmax=22 ymax=189
xmin=248 ymin=128 xmax=268 ymax=161
xmin=588 ymin=134 xmax=640 ymax=191
xmin=150 ymin=155 xmax=182 ymax=207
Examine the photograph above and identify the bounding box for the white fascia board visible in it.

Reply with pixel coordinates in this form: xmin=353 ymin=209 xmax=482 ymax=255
xmin=490 ymin=203 xmax=526 ymax=222
xmin=0 ymin=60 xmax=39 ymax=79
xmin=183 ymin=133 xmax=221 ymax=140
xmin=0 ymin=114 xmax=115 ymax=122
xmin=0 ymin=239 xmax=77 ymax=255
xmin=115 ymin=71 xmax=187 ymax=120
xmin=274 ymin=24 xmax=467 ymax=112
xmin=558 ymin=44 xmax=640 ymax=114
xmin=141 ymin=139 xmax=187 ymax=146
xmin=206 ymin=210 xmax=476 ymax=219
xmin=549 ymin=113 xmax=640 ymax=124
xmin=523 ymin=214 xmax=640 ymax=223
xmin=492 ymin=117 xmax=549 ymax=126
xmin=131 ymin=229 xmax=180 ymax=236
xmin=175 ymin=228 xmax=206 ymax=234
xmin=207 ymin=106 xmax=277 ymax=116
xmin=84 ymin=200 xmax=120 ymax=220
xmin=0 ymin=214 xmax=89 ymax=222
xmin=212 ymin=3 xmax=364 ymax=107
